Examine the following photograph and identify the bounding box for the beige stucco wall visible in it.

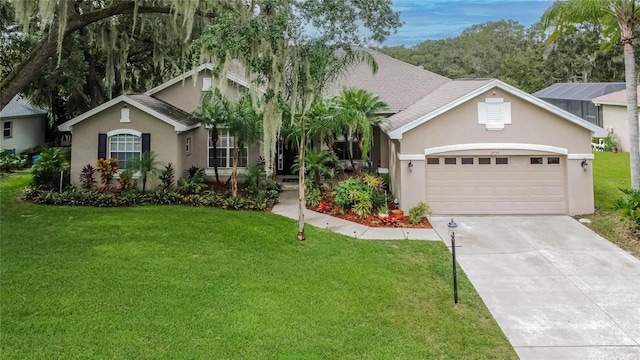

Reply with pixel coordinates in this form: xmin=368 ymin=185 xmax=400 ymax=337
xmin=153 ymin=70 xmax=244 ymax=114
xmin=401 ymin=88 xmax=592 ymax=155
xmin=70 ymin=103 xmax=179 ymax=188
xmin=177 ymin=127 xmax=207 ymax=179
xmin=391 ymin=87 xmax=595 ymax=215
xmin=601 ymin=104 xmax=630 ymax=152
xmin=0 ymin=115 xmax=46 ymax=153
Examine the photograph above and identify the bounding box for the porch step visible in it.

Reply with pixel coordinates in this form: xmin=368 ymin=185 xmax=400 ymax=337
xmin=277 ymin=175 xmax=299 ymax=191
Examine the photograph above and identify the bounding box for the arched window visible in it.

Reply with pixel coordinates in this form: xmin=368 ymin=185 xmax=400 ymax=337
xmin=107 ymin=130 xmax=141 ymax=169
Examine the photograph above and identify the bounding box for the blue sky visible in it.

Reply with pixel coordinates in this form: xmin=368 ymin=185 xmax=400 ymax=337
xmin=384 ymin=0 xmax=554 ymax=47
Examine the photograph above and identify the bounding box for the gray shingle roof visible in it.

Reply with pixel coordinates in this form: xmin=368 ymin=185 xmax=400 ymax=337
xmin=533 ymin=83 xmax=626 ymax=102
xmin=126 ymin=95 xmax=198 ymax=126
xmin=0 ymin=95 xmax=46 ymax=118
xmin=381 ymin=79 xmax=493 ymax=133
xmin=324 ymin=48 xmax=450 ymax=112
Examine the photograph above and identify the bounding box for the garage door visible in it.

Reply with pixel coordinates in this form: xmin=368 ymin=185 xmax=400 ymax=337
xmin=425 ymin=155 xmax=566 ymax=214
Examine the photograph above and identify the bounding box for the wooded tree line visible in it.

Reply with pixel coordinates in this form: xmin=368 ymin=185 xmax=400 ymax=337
xmin=378 ymin=20 xmax=628 ymax=93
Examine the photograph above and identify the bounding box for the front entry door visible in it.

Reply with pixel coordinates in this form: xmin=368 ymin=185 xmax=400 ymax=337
xmin=275 ymin=139 xmax=297 ymax=175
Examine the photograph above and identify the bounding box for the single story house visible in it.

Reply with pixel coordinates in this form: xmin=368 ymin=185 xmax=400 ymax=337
xmin=532 ymin=82 xmax=626 ymax=127
xmin=592 ymin=87 xmax=639 ymax=152
xmin=0 ymin=95 xmax=47 ymax=154
xmin=59 ymin=49 xmax=606 ymax=215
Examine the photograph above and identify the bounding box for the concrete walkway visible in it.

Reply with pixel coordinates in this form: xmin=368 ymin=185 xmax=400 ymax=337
xmin=271 ymin=190 xmax=440 ymax=240
xmin=430 ymin=216 xmax=640 ymax=360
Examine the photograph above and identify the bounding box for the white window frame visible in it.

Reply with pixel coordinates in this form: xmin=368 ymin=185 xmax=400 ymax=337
xmin=207 ymin=128 xmax=248 ymax=169
xmin=3 ymin=121 xmax=12 ymax=138
xmin=107 ymin=129 xmax=142 ymax=169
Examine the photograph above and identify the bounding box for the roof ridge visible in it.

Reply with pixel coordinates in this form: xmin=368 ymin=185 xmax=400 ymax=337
xmin=363 ymin=47 xmax=450 ymax=81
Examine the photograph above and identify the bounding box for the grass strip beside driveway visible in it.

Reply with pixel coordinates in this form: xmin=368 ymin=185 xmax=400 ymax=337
xmin=0 ymin=173 xmax=515 ymax=359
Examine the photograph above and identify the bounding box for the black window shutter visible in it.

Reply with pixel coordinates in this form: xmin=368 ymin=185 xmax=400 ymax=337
xmin=98 ymin=133 xmax=107 ymax=159
xmin=142 ymin=133 xmax=151 ymax=153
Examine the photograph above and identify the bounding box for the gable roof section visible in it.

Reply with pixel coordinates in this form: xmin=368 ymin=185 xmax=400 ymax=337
xmin=592 ymin=85 xmax=639 ymax=106
xmin=1 ymin=95 xmax=46 ymax=118
xmin=386 ymin=79 xmax=608 ymax=139
xmin=58 ymin=94 xmax=200 ymax=132
xmin=381 ymin=79 xmax=493 ymax=134
xmin=533 ymin=82 xmax=626 ymax=102
xmin=145 ymin=63 xmax=251 ymax=95
xmin=323 ymin=48 xmax=450 ymax=112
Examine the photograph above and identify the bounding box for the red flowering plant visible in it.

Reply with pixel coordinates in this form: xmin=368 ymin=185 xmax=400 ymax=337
xmin=317 ymin=202 xmax=331 ymax=212
xmin=380 ymin=215 xmax=397 ymax=226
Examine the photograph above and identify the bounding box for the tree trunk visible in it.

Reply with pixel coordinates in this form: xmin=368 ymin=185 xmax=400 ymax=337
xmin=232 ymin=144 xmax=238 ymax=197
xmin=622 ymin=24 xmax=640 ymax=188
xmin=297 ymin=115 xmax=307 ymax=241
xmin=211 ymin=126 xmax=220 ymax=183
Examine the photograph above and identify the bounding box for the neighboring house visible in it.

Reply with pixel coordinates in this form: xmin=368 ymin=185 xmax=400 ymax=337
xmin=0 ymin=95 xmax=47 ymax=154
xmin=59 ymin=49 xmax=606 ymax=215
xmin=533 ymin=82 xmax=626 ymax=127
xmin=592 ymin=87 xmax=640 ymax=153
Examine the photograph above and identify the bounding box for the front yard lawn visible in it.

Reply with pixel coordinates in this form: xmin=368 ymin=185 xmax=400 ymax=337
xmin=582 ymin=151 xmax=640 ymax=258
xmin=0 ymin=173 xmax=515 ymax=359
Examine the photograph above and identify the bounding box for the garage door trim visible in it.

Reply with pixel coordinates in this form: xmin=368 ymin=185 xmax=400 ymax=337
xmin=423 ymin=143 xmax=568 ymax=156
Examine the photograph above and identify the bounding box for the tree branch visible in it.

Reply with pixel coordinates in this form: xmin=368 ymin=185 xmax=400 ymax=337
xmin=1 ymin=1 xmax=221 ymax=109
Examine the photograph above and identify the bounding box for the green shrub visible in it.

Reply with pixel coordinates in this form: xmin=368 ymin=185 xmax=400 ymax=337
xmin=409 ymin=202 xmax=431 ymax=225
xmin=362 ymin=173 xmax=383 ymax=191
xmin=615 ymin=188 xmax=640 ymax=229
xmin=21 ymin=182 xmax=279 ymax=212
xmin=178 ymin=167 xmax=207 ymax=194
xmin=292 ymin=149 xmax=338 ymax=188
xmin=0 ymin=150 xmax=26 ymax=173
xmin=371 ymin=190 xmax=387 ymax=211
xmin=240 ymin=164 xmax=267 ymax=191
xmin=306 ymin=187 xmax=322 ymax=207
xmin=351 ymin=190 xmax=372 ymax=218
xmin=32 ymin=147 xmax=71 ymax=191
xmin=118 ymin=169 xmax=134 ymax=191
xmin=146 ymin=189 xmax=182 ymax=205
xmin=117 ymin=190 xmax=140 ymax=206
xmin=223 ymin=196 xmax=246 ymax=210
xmin=333 ymin=177 xmax=369 ymax=210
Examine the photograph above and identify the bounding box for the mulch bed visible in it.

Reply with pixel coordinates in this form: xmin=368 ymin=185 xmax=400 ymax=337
xmin=311 ymin=206 xmax=433 ymax=229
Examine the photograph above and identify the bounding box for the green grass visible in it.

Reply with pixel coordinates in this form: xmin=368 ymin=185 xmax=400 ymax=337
xmin=582 ymin=152 xmax=640 ymax=258
xmin=592 ymin=151 xmax=630 ymax=210
xmin=0 ymin=172 xmax=515 ymax=359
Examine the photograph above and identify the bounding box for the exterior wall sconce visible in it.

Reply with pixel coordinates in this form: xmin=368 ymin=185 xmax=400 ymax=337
xmin=581 ymin=159 xmax=588 ymax=171
xmin=408 ymin=160 xmax=414 ymax=172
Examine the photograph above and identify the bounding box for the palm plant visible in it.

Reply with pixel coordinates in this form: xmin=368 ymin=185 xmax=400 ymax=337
xmin=291 ymin=149 xmax=338 ymax=188
xmin=542 ymin=0 xmax=640 ymax=188
xmin=224 ymin=94 xmax=262 ymax=197
xmin=127 ymin=150 xmax=161 ymax=192
xmin=191 ymin=89 xmax=228 ymax=183
xmin=307 ymin=97 xmax=340 ymax=150
xmin=333 ymin=88 xmax=389 ymax=170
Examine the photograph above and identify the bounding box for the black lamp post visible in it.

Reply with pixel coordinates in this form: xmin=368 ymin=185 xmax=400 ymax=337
xmin=448 ymin=218 xmax=459 ymax=305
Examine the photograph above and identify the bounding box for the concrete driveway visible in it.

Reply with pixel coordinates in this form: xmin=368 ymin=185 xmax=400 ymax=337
xmin=430 ymin=216 xmax=640 ymax=360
